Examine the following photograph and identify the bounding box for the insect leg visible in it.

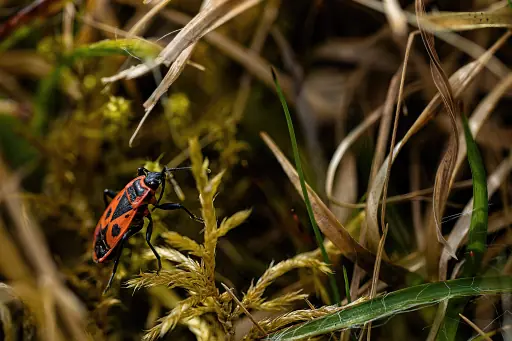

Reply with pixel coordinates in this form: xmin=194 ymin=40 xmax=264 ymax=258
xmin=103 ymin=233 xmax=128 ymax=294
xmin=145 ymin=213 xmax=162 ymax=274
xmin=154 ymin=203 xmax=203 ymax=223
xmin=103 ymin=189 xmax=117 ymax=208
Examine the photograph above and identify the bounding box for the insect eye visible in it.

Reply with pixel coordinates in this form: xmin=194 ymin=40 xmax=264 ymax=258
xmin=138 ymin=167 xmax=149 ymax=176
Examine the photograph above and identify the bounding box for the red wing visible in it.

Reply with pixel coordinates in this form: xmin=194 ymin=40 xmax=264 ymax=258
xmin=92 ymin=189 xmax=137 ymax=263
xmin=105 ymin=209 xmax=136 ymax=249
xmin=92 ymin=177 xmax=151 ymax=262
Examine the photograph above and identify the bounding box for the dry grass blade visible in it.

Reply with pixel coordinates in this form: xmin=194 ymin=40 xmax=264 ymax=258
xmin=104 ymin=0 xmax=262 ymax=83
xmin=0 ymin=160 xmax=87 ymax=341
xmin=0 ymin=285 xmax=14 ymax=341
xmin=416 ymin=0 xmax=461 ymax=259
xmin=156 ymin=0 xmax=262 ymax=66
xmin=366 ymin=224 xmax=389 ymax=341
xmin=459 ymin=313 xmax=492 ymax=341
xmin=352 ymin=0 xmax=511 ymax=77
xmin=106 ymin=0 xmax=263 ymax=145
xmin=452 ymin=73 xmax=512 ymax=183
xmin=127 ymin=0 xmax=172 ymax=36
xmin=158 ymin=7 xmax=295 ymax=103
xmin=421 ymin=7 xmax=512 ymax=31
xmin=367 ymin=34 xmax=414 ymax=256
xmin=129 ymin=44 xmax=194 ymax=146
xmin=330 ymin=179 xmax=473 ymax=209
xmin=369 ymin=71 xmax=401 ymax=183
xmin=222 ymin=283 xmax=266 ymax=336
xmin=326 ymin=81 xmax=423 ymax=203
xmin=128 ymin=0 xmax=211 ymax=146
xmin=362 ymin=14 xmax=509 ymax=274
xmin=383 ymin=0 xmax=408 ymax=38
xmin=402 ymin=30 xmax=510 ymax=143
xmin=261 ymin=132 xmax=420 ymax=287
xmin=232 ymin=0 xmax=280 ymax=121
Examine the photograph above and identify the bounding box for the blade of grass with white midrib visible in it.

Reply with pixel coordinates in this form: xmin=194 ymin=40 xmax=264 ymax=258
xmin=265 ymin=276 xmax=512 ymax=341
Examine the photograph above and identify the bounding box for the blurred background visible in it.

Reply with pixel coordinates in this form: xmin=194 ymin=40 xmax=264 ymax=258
xmin=0 ymin=0 xmax=511 ymax=340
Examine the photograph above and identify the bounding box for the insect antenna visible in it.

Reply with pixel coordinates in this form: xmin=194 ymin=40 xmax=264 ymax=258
xmin=166 ymin=166 xmax=193 ymax=172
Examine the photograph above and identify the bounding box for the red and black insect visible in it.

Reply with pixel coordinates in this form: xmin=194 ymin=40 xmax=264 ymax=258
xmin=92 ymin=166 xmax=202 ymax=293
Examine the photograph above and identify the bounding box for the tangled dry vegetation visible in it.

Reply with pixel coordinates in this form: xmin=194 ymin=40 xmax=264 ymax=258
xmin=1 ymin=0 xmax=512 ymax=341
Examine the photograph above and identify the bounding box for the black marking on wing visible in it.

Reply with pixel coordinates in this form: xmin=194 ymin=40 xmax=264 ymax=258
xmin=94 ymin=225 xmax=110 ymax=259
xmin=111 ymin=224 xmax=121 ymax=237
xmin=133 ymin=179 xmax=146 ymax=196
xmin=105 ymin=207 xmax=112 ymax=219
xmin=127 ymin=184 xmax=137 ymax=202
xmin=112 ymin=192 xmax=133 ymax=220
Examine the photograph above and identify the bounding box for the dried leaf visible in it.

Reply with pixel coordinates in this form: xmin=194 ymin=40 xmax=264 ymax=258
xmin=417 ymin=0 xmax=466 ymax=259
xmin=261 ymin=132 xmax=421 ymax=287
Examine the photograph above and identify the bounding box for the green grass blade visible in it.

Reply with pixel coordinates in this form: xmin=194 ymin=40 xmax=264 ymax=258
xmin=343 ymin=266 xmax=351 ymax=303
xmin=435 ymin=113 xmax=489 ymax=341
xmin=271 ymin=68 xmax=340 ymax=304
xmin=67 ymin=38 xmax=161 ymax=62
xmin=266 ymin=276 xmax=512 ymax=341
xmin=461 ymin=113 xmax=488 ymax=277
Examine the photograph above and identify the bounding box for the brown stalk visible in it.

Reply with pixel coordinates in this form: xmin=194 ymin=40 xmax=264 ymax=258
xmin=366 ymin=224 xmax=389 ymax=341
xmin=221 ymin=283 xmax=266 ymax=336
xmin=367 ymin=32 xmax=416 ymax=255
xmin=459 ymin=313 xmax=492 ymax=341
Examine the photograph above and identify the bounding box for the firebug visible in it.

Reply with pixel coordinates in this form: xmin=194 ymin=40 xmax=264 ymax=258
xmin=92 ymin=166 xmax=203 ymax=293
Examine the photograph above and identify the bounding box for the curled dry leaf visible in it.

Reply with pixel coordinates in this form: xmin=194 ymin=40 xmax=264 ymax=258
xmin=261 ymin=132 xmax=420 ymax=287
xmin=416 ymin=0 xmax=471 ymax=259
